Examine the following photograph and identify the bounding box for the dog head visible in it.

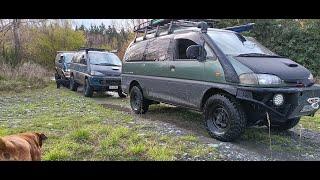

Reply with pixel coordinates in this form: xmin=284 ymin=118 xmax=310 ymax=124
xmin=34 ymin=133 xmax=48 ymax=147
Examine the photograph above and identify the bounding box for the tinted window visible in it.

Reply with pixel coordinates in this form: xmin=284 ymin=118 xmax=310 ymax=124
xmin=208 ymin=31 xmax=276 ymax=56
xmin=88 ymin=52 xmax=122 ymax=66
xmin=145 ymin=36 xmax=174 ymax=61
xmin=124 ymin=40 xmax=149 ymax=61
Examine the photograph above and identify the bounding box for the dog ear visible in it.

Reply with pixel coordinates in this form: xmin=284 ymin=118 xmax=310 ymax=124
xmin=35 ymin=133 xmax=48 ymax=147
xmin=0 ymin=138 xmax=6 ymax=150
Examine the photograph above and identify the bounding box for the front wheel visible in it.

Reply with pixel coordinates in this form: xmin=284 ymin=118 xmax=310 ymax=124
xmin=203 ymin=94 xmax=247 ymax=142
xmin=69 ymin=75 xmax=78 ymax=91
xmin=130 ymin=86 xmax=149 ymax=114
xmin=84 ymin=78 xmax=94 ymax=97
xmin=55 ymin=73 xmax=61 ymax=89
xmin=269 ymin=117 xmax=301 ymax=131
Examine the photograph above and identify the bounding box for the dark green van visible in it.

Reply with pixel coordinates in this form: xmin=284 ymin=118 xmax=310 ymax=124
xmin=121 ymin=20 xmax=320 ymax=141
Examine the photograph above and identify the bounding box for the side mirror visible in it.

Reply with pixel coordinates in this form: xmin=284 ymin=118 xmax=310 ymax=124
xmin=59 ymin=55 xmax=63 ymax=63
xmin=186 ymin=45 xmax=207 ymax=61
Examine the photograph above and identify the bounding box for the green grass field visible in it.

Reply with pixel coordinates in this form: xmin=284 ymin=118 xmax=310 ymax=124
xmin=0 ymin=83 xmax=220 ymax=161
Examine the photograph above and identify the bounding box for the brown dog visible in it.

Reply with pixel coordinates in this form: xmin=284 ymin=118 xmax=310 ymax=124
xmin=0 ymin=132 xmax=47 ymax=161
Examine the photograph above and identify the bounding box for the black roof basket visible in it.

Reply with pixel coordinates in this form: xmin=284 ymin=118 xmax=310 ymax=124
xmin=133 ymin=19 xmax=254 ymax=42
xmin=133 ymin=19 xmax=218 ymax=42
xmin=133 ymin=19 xmax=216 ymax=33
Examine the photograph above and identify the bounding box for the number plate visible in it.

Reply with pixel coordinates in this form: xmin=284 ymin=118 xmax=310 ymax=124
xmin=300 ymin=105 xmax=314 ymax=113
xmin=109 ymin=86 xmax=118 ymax=90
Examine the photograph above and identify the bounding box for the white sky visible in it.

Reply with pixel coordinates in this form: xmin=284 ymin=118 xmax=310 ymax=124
xmin=72 ymin=19 xmax=113 ymax=27
xmin=71 ymin=19 xmax=134 ymax=30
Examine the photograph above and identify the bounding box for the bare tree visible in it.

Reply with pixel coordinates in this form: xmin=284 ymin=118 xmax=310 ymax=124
xmin=12 ymin=19 xmax=21 ymax=64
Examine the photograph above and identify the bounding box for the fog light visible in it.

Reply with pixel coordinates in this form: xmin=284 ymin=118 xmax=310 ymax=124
xmin=273 ymin=94 xmax=284 ymax=106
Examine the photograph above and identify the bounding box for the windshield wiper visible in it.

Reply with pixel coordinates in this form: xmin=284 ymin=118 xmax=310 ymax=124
xmin=237 ymin=53 xmax=282 ymax=58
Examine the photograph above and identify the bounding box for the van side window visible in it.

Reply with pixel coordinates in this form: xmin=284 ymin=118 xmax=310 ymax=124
xmin=124 ymin=40 xmax=149 ymax=61
xmin=174 ymin=39 xmax=198 ymax=60
xmin=145 ymin=36 xmax=173 ymax=61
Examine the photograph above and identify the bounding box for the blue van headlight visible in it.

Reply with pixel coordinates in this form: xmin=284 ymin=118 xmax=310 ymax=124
xmin=308 ymin=73 xmax=314 ymax=82
xmin=239 ymin=73 xmax=283 ymax=85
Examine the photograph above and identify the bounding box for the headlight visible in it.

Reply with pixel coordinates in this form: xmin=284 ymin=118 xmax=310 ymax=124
xmin=273 ymin=94 xmax=284 ymax=106
xmin=239 ymin=73 xmax=283 ymax=85
xmin=308 ymin=73 xmax=314 ymax=82
xmin=90 ymin=71 xmax=104 ymax=76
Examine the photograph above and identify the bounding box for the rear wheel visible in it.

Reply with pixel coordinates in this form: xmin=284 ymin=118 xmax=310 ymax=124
xmin=269 ymin=117 xmax=301 ymax=131
xmin=203 ymin=94 xmax=247 ymax=142
xmin=130 ymin=86 xmax=149 ymax=114
xmin=69 ymin=75 xmax=78 ymax=91
xmin=84 ymin=78 xmax=93 ymax=97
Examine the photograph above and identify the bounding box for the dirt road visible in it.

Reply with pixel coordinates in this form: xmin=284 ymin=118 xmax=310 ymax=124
xmin=77 ymin=87 xmax=320 ymax=161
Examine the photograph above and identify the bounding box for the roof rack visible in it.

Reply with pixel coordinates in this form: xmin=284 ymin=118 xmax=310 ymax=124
xmin=133 ymin=19 xmax=255 ymax=42
xmin=78 ymin=47 xmax=106 ymax=52
xmin=133 ymin=19 xmax=217 ymax=42
xmin=57 ymin=51 xmax=76 ymax=53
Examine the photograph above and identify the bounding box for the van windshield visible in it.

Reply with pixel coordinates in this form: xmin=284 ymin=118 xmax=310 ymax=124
xmin=208 ymin=31 xmax=278 ymax=57
xmin=88 ymin=52 xmax=122 ymax=66
xmin=64 ymin=53 xmax=74 ymax=63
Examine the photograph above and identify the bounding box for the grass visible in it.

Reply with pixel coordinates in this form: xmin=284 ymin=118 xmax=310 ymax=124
xmin=0 ymin=83 xmax=220 ymax=161
xmin=0 ymin=61 xmax=52 ymax=92
xmin=299 ymin=113 xmax=320 ymax=131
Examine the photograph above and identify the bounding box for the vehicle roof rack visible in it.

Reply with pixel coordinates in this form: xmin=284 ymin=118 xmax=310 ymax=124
xmin=78 ymin=47 xmax=107 ymax=53
xmin=57 ymin=51 xmax=76 ymax=53
xmin=133 ymin=19 xmax=254 ymax=42
xmin=133 ymin=19 xmax=217 ymax=42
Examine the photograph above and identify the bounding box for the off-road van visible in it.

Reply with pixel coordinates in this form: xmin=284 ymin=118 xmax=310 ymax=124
xmin=69 ymin=48 xmax=126 ymax=98
xmin=121 ymin=19 xmax=320 ymax=141
xmin=54 ymin=51 xmax=75 ymax=88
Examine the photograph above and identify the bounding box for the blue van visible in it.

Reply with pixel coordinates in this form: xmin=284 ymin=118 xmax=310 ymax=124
xmin=54 ymin=51 xmax=75 ymax=88
xmin=69 ymin=48 xmax=126 ymax=98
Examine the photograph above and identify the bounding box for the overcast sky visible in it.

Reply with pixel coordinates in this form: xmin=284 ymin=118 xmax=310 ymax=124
xmin=72 ymin=19 xmax=113 ymax=27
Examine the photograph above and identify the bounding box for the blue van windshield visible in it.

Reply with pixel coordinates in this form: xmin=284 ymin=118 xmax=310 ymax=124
xmin=208 ymin=31 xmax=277 ymax=56
xmin=88 ymin=52 xmax=122 ymax=66
xmin=64 ymin=53 xmax=74 ymax=63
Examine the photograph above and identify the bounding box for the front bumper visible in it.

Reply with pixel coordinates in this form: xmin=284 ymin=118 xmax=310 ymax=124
xmin=88 ymin=76 xmax=121 ymax=91
xmin=236 ymin=84 xmax=320 ymax=120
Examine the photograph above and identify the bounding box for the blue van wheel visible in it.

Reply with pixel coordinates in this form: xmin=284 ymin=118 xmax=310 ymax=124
xmin=70 ymin=75 xmax=78 ymax=91
xmin=84 ymin=78 xmax=93 ymax=97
